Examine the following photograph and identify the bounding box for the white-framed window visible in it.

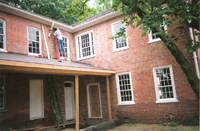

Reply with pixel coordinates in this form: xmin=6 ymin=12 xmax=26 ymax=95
xmin=116 ymin=72 xmax=135 ymax=105
xmin=111 ymin=20 xmax=128 ymax=52
xmin=28 ymin=26 xmax=41 ymax=55
xmin=87 ymin=83 xmax=102 ymax=118
xmin=0 ymin=76 xmax=5 ymax=109
xmin=61 ymin=36 xmax=70 ymax=60
xmin=148 ymin=25 xmax=167 ymax=43
xmin=0 ymin=18 xmax=6 ymax=52
xmin=153 ymin=65 xmax=178 ymax=103
xmin=76 ymin=30 xmax=95 ymax=60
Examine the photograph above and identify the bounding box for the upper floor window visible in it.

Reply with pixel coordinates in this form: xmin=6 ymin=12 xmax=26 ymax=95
xmin=0 ymin=76 xmax=5 ymax=109
xmin=76 ymin=30 xmax=95 ymax=60
xmin=153 ymin=65 xmax=178 ymax=103
xmin=148 ymin=25 xmax=167 ymax=43
xmin=111 ymin=21 xmax=128 ymax=52
xmin=0 ymin=18 xmax=6 ymax=51
xmin=28 ymin=26 xmax=41 ymax=55
xmin=61 ymin=36 xmax=70 ymax=60
xmin=116 ymin=72 xmax=135 ymax=105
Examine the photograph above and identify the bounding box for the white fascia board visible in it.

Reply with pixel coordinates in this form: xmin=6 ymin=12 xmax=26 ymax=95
xmin=0 ymin=2 xmax=73 ymax=32
xmin=0 ymin=2 xmax=122 ymax=33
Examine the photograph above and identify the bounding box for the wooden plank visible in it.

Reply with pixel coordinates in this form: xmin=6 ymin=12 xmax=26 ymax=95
xmin=106 ymin=76 xmax=112 ymax=120
xmin=41 ymin=24 xmax=50 ymax=59
xmin=0 ymin=60 xmax=115 ymax=76
xmin=75 ymin=74 xmax=79 ymax=131
xmin=88 ymin=85 xmax=101 ymax=117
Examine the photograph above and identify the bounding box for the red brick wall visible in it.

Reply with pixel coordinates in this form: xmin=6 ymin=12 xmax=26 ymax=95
xmin=0 ymin=11 xmax=75 ymax=59
xmin=73 ymin=16 xmax=199 ymax=124
xmin=0 ymin=73 xmax=55 ymax=129
xmin=0 ymin=10 xmax=198 ymax=126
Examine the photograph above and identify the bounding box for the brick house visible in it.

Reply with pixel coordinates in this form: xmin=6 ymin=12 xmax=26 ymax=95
xmin=0 ymin=1 xmax=199 ymax=130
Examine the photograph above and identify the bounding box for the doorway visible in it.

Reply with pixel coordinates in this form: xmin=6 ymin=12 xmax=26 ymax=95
xmin=64 ymin=81 xmax=75 ymax=120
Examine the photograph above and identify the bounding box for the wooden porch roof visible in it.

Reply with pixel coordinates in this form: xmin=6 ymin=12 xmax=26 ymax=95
xmin=0 ymin=52 xmax=115 ymax=76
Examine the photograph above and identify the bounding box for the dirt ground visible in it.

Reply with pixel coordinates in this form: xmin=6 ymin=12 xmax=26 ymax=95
xmin=106 ymin=124 xmax=199 ymax=131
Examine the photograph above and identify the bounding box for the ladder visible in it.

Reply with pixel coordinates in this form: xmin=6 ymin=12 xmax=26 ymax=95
xmin=47 ymin=76 xmax=65 ymax=128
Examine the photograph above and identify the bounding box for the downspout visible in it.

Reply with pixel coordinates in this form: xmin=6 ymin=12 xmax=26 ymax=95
xmin=189 ymin=27 xmax=200 ymax=79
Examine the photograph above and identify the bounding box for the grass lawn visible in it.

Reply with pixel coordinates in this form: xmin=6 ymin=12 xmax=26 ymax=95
xmin=106 ymin=123 xmax=199 ymax=131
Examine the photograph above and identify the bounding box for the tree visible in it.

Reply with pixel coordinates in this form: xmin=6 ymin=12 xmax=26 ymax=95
xmin=111 ymin=0 xmax=199 ymax=97
xmin=5 ymin=0 xmax=77 ymax=24
xmin=63 ymin=0 xmax=96 ymax=22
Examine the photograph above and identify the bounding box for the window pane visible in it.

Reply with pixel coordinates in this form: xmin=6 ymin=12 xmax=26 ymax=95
xmin=113 ymin=22 xmax=127 ymax=49
xmin=156 ymin=67 xmax=174 ymax=99
xmin=118 ymin=73 xmax=132 ymax=102
xmin=28 ymin=27 xmax=40 ymax=54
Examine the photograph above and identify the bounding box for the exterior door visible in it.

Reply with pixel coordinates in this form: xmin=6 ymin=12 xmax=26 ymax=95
xmin=64 ymin=81 xmax=75 ymax=120
xmin=30 ymin=79 xmax=44 ymax=120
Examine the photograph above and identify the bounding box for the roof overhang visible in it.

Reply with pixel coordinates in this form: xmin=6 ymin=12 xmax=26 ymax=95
xmin=0 ymin=2 xmax=122 ymax=33
xmin=0 ymin=60 xmax=115 ymax=76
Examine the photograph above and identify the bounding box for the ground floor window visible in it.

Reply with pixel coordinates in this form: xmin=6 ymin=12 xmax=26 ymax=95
xmin=153 ymin=65 xmax=178 ymax=103
xmin=116 ymin=72 xmax=135 ymax=105
xmin=87 ymin=83 xmax=102 ymax=118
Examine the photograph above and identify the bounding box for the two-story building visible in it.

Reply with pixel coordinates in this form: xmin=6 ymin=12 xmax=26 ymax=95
xmin=0 ymin=1 xmax=199 ymax=130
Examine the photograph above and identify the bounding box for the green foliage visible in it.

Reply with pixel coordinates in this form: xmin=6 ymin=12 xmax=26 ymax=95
xmin=111 ymin=0 xmax=200 ymax=52
xmin=63 ymin=0 xmax=95 ymax=22
xmin=6 ymin=0 xmax=77 ymax=24
xmin=170 ymin=121 xmax=179 ymax=127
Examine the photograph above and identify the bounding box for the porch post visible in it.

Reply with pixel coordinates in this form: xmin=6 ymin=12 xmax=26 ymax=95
xmin=106 ymin=76 xmax=112 ymax=120
xmin=75 ymin=74 xmax=79 ymax=131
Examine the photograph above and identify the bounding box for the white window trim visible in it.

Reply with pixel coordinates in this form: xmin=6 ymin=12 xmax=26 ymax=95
xmin=116 ymin=71 xmax=135 ymax=105
xmin=148 ymin=25 xmax=167 ymax=44
xmin=0 ymin=18 xmax=7 ymax=52
xmin=86 ymin=83 xmax=102 ymax=118
xmin=153 ymin=65 xmax=178 ymax=103
xmin=61 ymin=35 xmax=71 ymax=61
xmin=111 ymin=20 xmax=129 ymax=52
xmin=27 ymin=26 xmax=42 ymax=56
xmin=76 ymin=30 xmax=95 ymax=60
xmin=0 ymin=76 xmax=5 ymax=110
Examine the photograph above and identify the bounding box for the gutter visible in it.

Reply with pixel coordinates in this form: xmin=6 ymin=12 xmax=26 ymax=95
xmin=0 ymin=2 xmax=122 ymax=33
xmin=189 ymin=27 xmax=200 ymax=79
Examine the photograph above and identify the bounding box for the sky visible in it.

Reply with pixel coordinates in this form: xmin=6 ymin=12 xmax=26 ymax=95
xmin=88 ymin=0 xmax=95 ymax=7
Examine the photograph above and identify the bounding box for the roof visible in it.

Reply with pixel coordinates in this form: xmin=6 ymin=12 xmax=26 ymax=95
xmin=0 ymin=52 xmax=115 ymax=76
xmin=0 ymin=1 xmax=122 ymax=33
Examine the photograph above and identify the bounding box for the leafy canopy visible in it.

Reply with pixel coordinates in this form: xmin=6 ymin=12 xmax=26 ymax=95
xmin=111 ymin=0 xmax=199 ymax=52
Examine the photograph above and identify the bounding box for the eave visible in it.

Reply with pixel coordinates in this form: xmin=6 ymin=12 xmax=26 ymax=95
xmin=0 ymin=59 xmax=115 ymax=76
xmin=0 ymin=2 xmax=122 ymax=33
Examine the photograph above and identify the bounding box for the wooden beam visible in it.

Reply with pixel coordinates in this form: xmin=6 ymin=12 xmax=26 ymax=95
xmin=0 ymin=60 xmax=115 ymax=76
xmin=41 ymin=24 xmax=50 ymax=59
xmin=75 ymin=74 xmax=79 ymax=131
xmin=106 ymin=76 xmax=112 ymax=120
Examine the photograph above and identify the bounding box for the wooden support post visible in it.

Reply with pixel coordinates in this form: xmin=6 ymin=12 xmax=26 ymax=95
xmin=106 ymin=76 xmax=112 ymax=120
xmin=75 ymin=74 xmax=79 ymax=131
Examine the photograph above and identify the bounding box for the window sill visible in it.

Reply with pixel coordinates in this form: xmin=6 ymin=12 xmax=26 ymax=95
xmin=156 ymin=99 xmax=178 ymax=104
xmin=113 ymin=47 xmax=129 ymax=52
xmin=0 ymin=49 xmax=7 ymax=52
xmin=118 ymin=102 xmax=135 ymax=106
xmin=77 ymin=55 xmax=95 ymax=61
xmin=0 ymin=109 xmax=8 ymax=113
xmin=148 ymin=39 xmax=161 ymax=44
